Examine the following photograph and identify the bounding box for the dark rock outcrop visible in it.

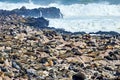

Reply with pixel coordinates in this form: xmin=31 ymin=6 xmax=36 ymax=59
xmin=90 ymin=31 xmax=120 ymax=36
xmin=0 ymin=6 xmax=63 ymax=18
xmin=0 ymin=15 xmax=49 ymax=28
xmin=24 ymin=17 xmax=49 ymax=28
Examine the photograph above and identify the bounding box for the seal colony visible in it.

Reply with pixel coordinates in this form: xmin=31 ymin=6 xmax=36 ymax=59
xmin=0 ymin=15 xmax=120 ymax=80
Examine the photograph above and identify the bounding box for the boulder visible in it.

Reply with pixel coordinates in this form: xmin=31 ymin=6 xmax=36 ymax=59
xmin=72 ymin=72 xmax=86 ymax=80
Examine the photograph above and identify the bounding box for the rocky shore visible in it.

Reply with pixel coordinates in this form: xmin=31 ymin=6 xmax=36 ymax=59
xmin=0 ymin=15 xmax=120 ymax=80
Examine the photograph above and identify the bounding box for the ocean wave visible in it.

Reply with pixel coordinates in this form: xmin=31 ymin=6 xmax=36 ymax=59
xmin=48 ymin=3 xmax=120 ymax=18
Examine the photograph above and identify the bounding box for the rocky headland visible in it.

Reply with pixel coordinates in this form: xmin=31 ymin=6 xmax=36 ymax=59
xmin=0 ymin=15 xmax=120 ymax=80
xmin=0 ymin=6 xmax=63 ymax=18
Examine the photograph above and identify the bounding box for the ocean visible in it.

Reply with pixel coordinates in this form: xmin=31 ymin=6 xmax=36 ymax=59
xmin=0 ymin=0 xmax=120 ymax=33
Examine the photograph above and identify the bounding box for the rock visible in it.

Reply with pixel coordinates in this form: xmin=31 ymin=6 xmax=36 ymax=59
xmin=38 ymin=71 xmax=49 ymax=77
xmin=87 ymin=52 xmax=99 ymax=58
xmin=71 ymin=48 xmax=82 ymax=55
xmin=24 ymin=17 xmax=49 ymax=28
xmin=48 ymin=59 xmax=54 ymax=66
xmin=62 ymin=35 xmax=70 ymax=41
xmin=39 ymin=52 xmax=50 ymax=58
xmin=27 ymin=68 xmax=36 ymax=75
xmin=80 ymin=56 xmax=92 ymax=63
xmin=106 ymin=45 xmax=113 ymax=49
xmin=94 ymin=31 xmax=120 ymax=36
xmin=44 ymin=59 xmax=54 ymax=67
xmin=72 ymin=72 xmax=86 ymax=80
xmin=2 ymin=72 xmax=14 ymax=79
xmin=0 ymin=71 xmax=4 ymax=77
xmin=12 ymin=61 xmax=22 ymax=70
xmin=66 ymin=57 xmax=80 ymax=63
xmin=104 ymin=66 xmax=114 ymax=71
xmin=0 ymin=57 xmax=4 ymax=64
xmin=86 ymin=41 xmax=96 ymax=47
xmin=0 ymin=67 xmax=7 ymax=72
xmin=0 ymin=6 xmax=63 ymax=18
xmin=104 ymin=51 xmax=119 ymax=60
xmin=43 ymin=30 xmax=58 ymax=40
xmin=0 ymin=46 xmax=5 ymax=51
xmin=82 ymin=34 xmax=91 ymax=40
xmin=39 ymin=57 xmax=48 ymax=64
xmin=3 ymin=76 xmax=11 ymax=80
xmin=68 ymin=63 xmax=83 ymax=72
xmin=43 ymin=45 xmax=51 ymax=53
xmin=115 ymin=70 xmax=120 ymax=76
xmin=102 ymin=71 xmax=114 ymax=78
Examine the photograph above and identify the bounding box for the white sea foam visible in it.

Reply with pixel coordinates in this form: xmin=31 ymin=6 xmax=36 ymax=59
xmin=48 ymin=3 xmax=120 ymax=33
xmin=49 ymin=17 xmax=120 ymax=33
xmin=0 ymin=2 xmax=120 ymax=33
xmin=48 ymin=3 xmax=120 ymax=18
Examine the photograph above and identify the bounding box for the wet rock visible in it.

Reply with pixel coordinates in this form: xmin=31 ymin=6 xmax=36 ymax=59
xmin=12 ymin=61 xmax=22 ymax=70
xmin=0 ymin=67 xmax=7 ymax=72
xmin=104 ymin=66 xmax=114 ymax=71
xmin=39 ymin=57 xmax=48 ymax=64
xmin=72 ymin=72 xmax=86 ymax=80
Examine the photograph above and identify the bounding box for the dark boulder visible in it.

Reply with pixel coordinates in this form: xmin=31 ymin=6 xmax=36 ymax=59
xmin=72 ymin=72 xmax=86 ymax=80
xmin=39 ymin=57 xmax=48 ymax=64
